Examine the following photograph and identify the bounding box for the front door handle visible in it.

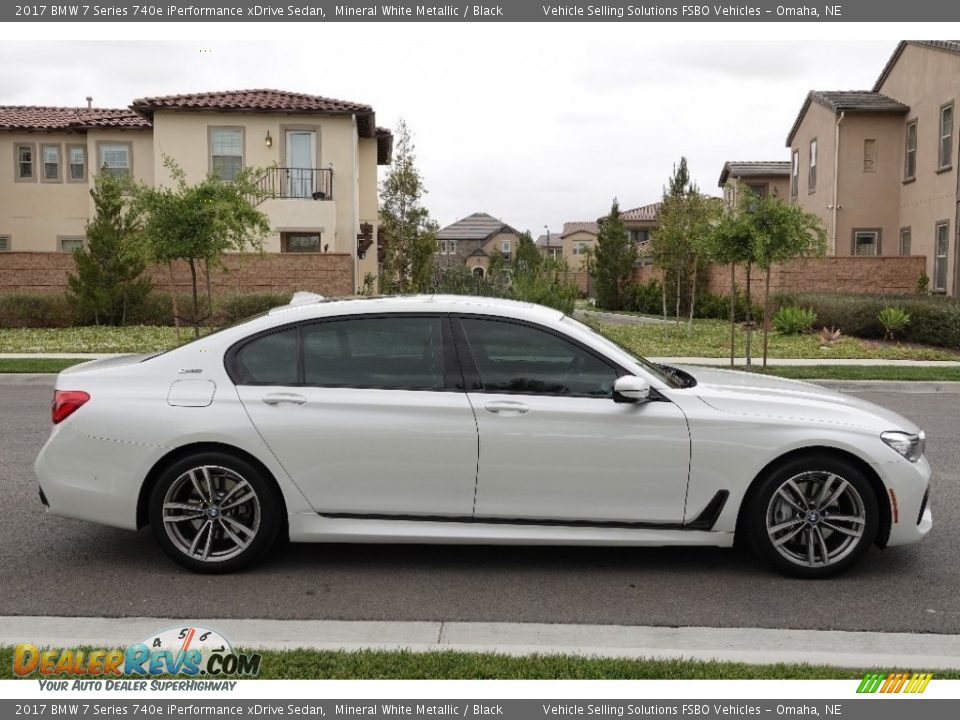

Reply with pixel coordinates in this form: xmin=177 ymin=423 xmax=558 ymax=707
xmin=484 ymin=400 xmax=530 ymax=416
xmin=262 ymin=393 xmax=307 ymax=406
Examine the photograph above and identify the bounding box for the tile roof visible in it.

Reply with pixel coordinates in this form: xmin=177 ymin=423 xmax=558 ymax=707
xmin=620 ymin=202 xmax=661 ymax=222
xmin=437 ymin=212 xmax=519 ymax=241
xmin=0 ymin=106 xmax=150 ymax=131
xmin=786 ymin=90 xmax=909 ymax=146
xmin=718 ymin=161 xmax=791 ymax=186
xmin=536 ymin=232 xmax=563 ymax=247
xmin=561 ymin=221 xmax=598 ymax=238
xmin=874 ymin=41 xmax=960 ymax=92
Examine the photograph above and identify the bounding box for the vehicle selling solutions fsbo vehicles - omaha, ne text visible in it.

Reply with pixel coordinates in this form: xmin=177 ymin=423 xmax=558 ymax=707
xmin=34 ymin=294 xmax=932 ymax=577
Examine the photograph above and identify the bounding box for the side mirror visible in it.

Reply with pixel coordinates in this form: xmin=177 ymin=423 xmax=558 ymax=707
xmin=613 ymin=375 xmax=650 ymax=403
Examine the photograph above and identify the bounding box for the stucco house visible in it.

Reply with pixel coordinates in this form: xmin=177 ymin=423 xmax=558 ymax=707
xmin=718 ymin=161 xmax=791 ymax=211
xmin=435 ymin=212 xmax=522 ymax=277
xmin=559 ymin=222 xmax=598 ymax=271
xmin=0 ymin=89 xmax=393 ymax=291
xmin=786 ymin=40 xmax=960 ymax=295
xmin=535 ymin=230 xmax=563 ymax=260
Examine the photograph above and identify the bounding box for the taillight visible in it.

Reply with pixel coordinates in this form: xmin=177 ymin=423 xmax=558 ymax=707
xmin=52 ymin=390 xmax=90 ymax=424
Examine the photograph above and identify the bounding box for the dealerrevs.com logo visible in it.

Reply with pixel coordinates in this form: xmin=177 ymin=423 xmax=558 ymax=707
xmin=13 ymin=625 xmax=261 ymax=684
xmin=857 ymin=672 xmax=933 ymax=694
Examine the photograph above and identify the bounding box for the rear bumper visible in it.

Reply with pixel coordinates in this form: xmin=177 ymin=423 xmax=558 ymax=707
xmin=34 ymin=423 xmax=164 ymax=531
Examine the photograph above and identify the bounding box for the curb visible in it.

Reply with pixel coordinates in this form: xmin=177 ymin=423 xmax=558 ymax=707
xmin=2 ymin=617 xmax=959 ymax=669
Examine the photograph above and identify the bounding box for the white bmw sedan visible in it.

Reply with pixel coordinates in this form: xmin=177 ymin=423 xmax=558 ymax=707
xmin=35 ymin=295 xmax=932 ymax=577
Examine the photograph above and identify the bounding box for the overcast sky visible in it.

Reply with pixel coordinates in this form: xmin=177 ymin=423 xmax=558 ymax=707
xmin=2 ymin=35 xmax=897 ymax=234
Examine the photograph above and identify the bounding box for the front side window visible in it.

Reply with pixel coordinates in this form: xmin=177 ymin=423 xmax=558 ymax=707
xmin=459 ymin=317 xmax=617 ymax=398
xmin=853 ymin=230 xmax=879 ymax=256
xmin=210 ymin=127 xmax=243 ymax=181
xmin=899 ymin=227 xmax=911 ymax=256
xmin=808 ymin=138 xmax=817 ymax=192
xmin=905 ymin=120 xmax=918 ymax=180
xmin=939 ymin=103 xmax=953 ymax=170
xmin=42 ymin=144 xmax=61 ymax=181
xmin=15 ymin=144 xmax=34 ymax=180
xmin=934 ymin=222 xmax=949 ymax=292
xmin=302 ymin=316 xmax=444 ymax=390
xmin=68 ymin=145 xmax=87 ymax=181
xmin=99 ymin=143 xmax=130 ymax=177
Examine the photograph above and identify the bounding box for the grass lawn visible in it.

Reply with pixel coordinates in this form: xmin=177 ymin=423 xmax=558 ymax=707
xmin=747 ymin=365 xmax=960 ymax=382
xmin=594 ymin=319 xmax=960 ymax=361
xmin=0 ymin=326 xmax=184 ymax=354
xmin=1 ymin=646 xmax=957 ymax=680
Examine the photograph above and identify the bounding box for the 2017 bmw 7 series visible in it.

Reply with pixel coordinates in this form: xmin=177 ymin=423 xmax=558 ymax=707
xmin=34 ymin=294 xmax=932 ymax=577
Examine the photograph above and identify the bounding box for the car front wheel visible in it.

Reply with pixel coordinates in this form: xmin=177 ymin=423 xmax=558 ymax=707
xmin=746 ymin=454 xmax=879 ymax=578
xmin=148 ymin=452 xmax=281 ymax=573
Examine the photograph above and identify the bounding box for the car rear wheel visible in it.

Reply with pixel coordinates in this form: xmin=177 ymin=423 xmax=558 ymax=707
xmin=148 ymin=452 xmax=281 ymax=573
xmin=746 ymin=454 xmax=879 ymax=578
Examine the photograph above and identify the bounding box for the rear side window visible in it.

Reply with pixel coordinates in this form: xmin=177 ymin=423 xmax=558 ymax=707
xmin=459 ymin=317 xmax=617 ymax=397
xmin=232 ymin=327 xmax=298 ymax=385
xmin=302 ymin=316 xmax=444 ymax=390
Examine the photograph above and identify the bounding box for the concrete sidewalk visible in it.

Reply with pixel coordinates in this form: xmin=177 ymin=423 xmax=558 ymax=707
xmin=2 ymin=616 xmax=959 ymax=669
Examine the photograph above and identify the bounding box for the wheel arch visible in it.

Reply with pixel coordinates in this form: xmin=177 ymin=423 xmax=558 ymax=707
xmin=136 ymin=441 xmax=289 ymax=532
xmin=734 ymin=446 xmax=891 ymax=548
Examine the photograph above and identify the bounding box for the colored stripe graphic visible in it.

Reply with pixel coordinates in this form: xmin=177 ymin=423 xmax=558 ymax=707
xmin=858 ymin=672 xmax=932 ymax=693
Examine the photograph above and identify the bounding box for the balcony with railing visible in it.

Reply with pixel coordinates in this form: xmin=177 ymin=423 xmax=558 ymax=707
xmin=255 ymin=167 xmax=333 ymax=201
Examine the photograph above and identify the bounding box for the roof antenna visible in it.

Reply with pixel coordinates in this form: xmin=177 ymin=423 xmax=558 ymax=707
xmin=86 ymin=96 xmax=93 ymax=109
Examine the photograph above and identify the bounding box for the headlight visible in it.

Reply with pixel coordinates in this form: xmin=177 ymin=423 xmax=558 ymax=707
xmin=881 ymin=430 xmax=925 ymax=462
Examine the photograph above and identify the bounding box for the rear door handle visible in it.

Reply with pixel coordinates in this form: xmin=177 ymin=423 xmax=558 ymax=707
xmin=484 ymin=401 xmax=530 ymax=416
xmin=262 ymin=393 xmax=307 ymax=406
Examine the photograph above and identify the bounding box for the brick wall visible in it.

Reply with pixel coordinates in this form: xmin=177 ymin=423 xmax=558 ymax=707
xmin=0 ymin=252 xmax=355 ymax=297
xmin=631 ymin=256 xmax=925 ymax=296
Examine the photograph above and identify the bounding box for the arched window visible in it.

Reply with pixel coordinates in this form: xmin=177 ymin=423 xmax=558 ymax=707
xmin=472 ymin=267 xmax=485 ymax=279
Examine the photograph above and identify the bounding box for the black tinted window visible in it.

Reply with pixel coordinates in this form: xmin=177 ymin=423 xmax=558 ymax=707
xmin=233 ymin=327 xmax=298 ymax=385
xmin=460 ymin=318 xmax=616 ymax=397
xmin=303 ymin=316 xmax=445 ymax=390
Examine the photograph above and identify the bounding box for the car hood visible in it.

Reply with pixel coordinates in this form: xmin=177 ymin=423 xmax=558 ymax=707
xmin=674 ymin=364 xmax=921 ymax=434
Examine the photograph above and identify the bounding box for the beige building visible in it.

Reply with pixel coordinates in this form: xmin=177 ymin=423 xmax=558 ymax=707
xmin=718 ymin=161 xmax=791 ymax=211
xmin=435 ymin=212 xmax=522 ymax=277
xmin=0 ymin=89 xmax=393 ymax=291
xmin=559 ymin=222 xmax=598 ymax=270
xmin=786 ymin=41 xmax=960 ymax=295
xmin=620 ymin=202 xmax=660 ymax=267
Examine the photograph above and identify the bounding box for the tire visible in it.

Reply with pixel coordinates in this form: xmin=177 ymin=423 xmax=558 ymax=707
xmin=745 ymin=453 xmax=879 ymax=579
xmin=148 ymin=451 xmax=282 ymax=573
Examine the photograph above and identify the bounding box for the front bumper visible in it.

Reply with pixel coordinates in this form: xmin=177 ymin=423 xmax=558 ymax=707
xmin=881 ymin=453 xmax=933 ymax=547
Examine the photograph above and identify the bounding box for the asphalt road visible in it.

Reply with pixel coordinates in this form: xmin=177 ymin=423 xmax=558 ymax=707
xmin=2 ymin=375 xmax=958 ymax=633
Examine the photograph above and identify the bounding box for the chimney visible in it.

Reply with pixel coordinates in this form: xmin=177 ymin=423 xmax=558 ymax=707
xmin=86 ymin=96 xmax=93 ymax=109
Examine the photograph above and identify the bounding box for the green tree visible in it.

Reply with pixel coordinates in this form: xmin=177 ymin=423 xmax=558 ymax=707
xmin=749 ymin=193 xmax=827 ymax=367
xmin=379 ymin=120 xmax=438 ymax=293
xmin=67 ymin=173 xmax=150 ymax=326
xmin=514 ymin=231 xmax=542 ymax=275
xmin=591 ymin=198 xmax=635 ymax=310
xmin=709 ymin=206 xmax=757 ymax=366
xmin=134 ymin=157 xmax=270 ymax=339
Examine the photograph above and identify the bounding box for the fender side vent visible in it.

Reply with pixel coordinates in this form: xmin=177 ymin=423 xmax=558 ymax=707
xmin=685 ymin=490 xmax=729 ymax=531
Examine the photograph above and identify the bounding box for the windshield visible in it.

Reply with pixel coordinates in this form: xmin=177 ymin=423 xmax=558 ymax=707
xmin=561 ymin=316 xmax=683 ymax=389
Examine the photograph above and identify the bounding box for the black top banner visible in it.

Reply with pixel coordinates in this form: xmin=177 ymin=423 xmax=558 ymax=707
xmin=4 ymin=0 xmax=958 ymax=22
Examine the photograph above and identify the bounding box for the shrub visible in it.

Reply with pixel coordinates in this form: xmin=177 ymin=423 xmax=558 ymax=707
xmin=695 ymin=289 xmax=764 ymax=323
xmin=773 ymin=306 xmax=817 ymax=335
xmin=773 ymin=291 xmax=960 ymax=349
xmin=621 ymin=280 xmax=663 ymax=315
xmin=878 ymin=306 xmax=911 ymax=341
xmin=0 ymin=293 xmax=83 ymax=328
xmin=216 ymin=293 xmax=292 ymax=325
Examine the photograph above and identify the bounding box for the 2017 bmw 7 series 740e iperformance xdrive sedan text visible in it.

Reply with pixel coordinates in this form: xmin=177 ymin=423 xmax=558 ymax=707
xmin=35 ymin=294 xmax=932 ymax=577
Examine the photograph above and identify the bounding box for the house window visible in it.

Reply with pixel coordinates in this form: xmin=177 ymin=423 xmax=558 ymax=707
xmin=939 ymin=103 xmax=953 ymax=170
xmin=210 ymin=127 xmax=244 ymax=181
xmin=15 ymin=143 xmax=35 ymax=181
xmin=808 ymin=138 xmax=817 ymax=192
xmin=500 ymin=240 xmax=511 ymax=260
xmin=746 ymin=183 xmax=768 ymax=198
xmin=0 ymin=235 xmax=10 ymax=252
xmin=852 ymin=230 xmax=879 ymax=256
xmin=98 ymin=143 xmax=131 ymax=177
xmin=904 ymin=120 xmax=918 ymax=180
xmin=899 ymin=227 xmax=912 ymax=256
xmin=934 ymin=222 xmax=949 ymax=292
xmin=472 ymin=267 xmax=485 ymax=279
xmin=572 ymin=241 xmax=591 ymax=255
xmin=440 ymin=239 xmax=457 ymax=255
xmin=67 ymin=145 xmax=87 ymax=182
xmin=41 ymin=144 xmax=61 ymax=182
xmin=863 ymin=139 xmax=877 ymax=172
xmin=282 ymin=232 xmax=322 ymax=253
xmin=58 ymin=236 xmax=86 ymax=253
xmin=791 ymin=149 xmax=799 ymax=198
